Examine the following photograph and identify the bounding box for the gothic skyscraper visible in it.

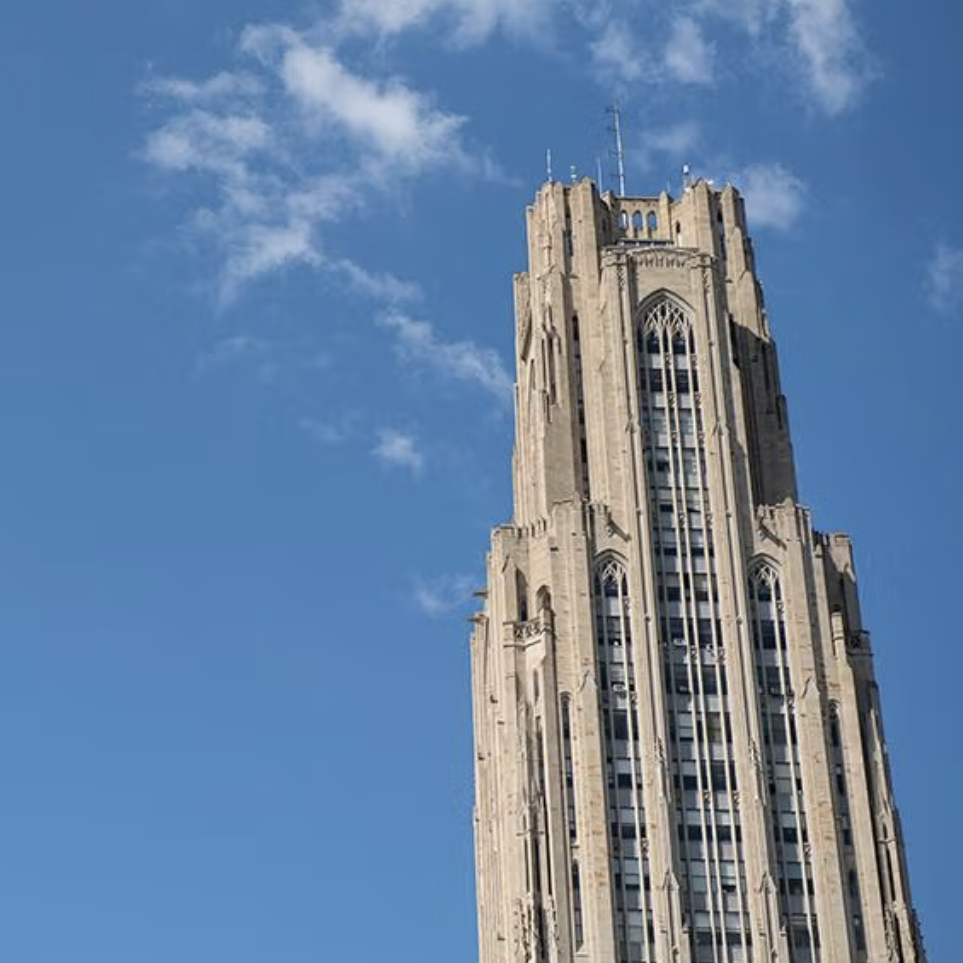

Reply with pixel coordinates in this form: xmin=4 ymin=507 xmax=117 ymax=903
xmin=470 ymin=179 xmax=924 ymax=963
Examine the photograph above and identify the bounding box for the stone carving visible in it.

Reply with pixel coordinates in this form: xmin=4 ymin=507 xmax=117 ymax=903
xmin=514 ymin=618 xmax=544 ymax=642
xmin=633 ymin=251 xmax=693 ymax=271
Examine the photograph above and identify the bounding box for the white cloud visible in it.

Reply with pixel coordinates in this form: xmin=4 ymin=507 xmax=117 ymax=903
xmin=330 ymin=259 xmax=422 ymax=304
xmin=664 ymin=16 xmax=714 ymax=85
xmin=217 ymin=221 xmax=321 ymax=303
xmin=379 ymin=312 xmax=512 ymax=400
xmin=413 ymin=573 xmax=476 ymax=617
xmin=925 ymin=244 xmax=963 ymax=317
xmin=635 ymin=121 xmax=702 ymax=174
xmin=142 ymin=71 xmax=264 ymax=105
xmin=142 ymin=2 xmax=876 ymax=303
xmin=784 ymin=0 xmax=875 ymax=115
xmin=144 ymin=109 xmax=270 ymax=179
xmin=300 ymin=416 xmax=350 ymax=445
xmin=141 ymin=25 xmax=499 ymax=301
xmin=242 ymin=27 xmax=470 ymax=176
xmin=589 ymin=21 xmax=650 ymax=88
xmin=735 ymin=163 xmax=806 ymax=231
xmin=697 ymin=0 xmax=873 ymax=113
xmin=333 ymin=0 xmax=552 ymax=45
xmin=694 ymin=0 xmax=779 ymax=35
xmin=372 ymin=429 xmax=424 ymax=472
xmin=195 ymin=334 xmax=278 ymax=381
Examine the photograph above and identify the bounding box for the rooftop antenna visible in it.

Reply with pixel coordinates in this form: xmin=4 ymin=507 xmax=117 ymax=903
xmin=546 ymin=148 xmax=553 ymax=183
xmin=682 ymin=163 xmax=693 ymax=192
xmin=596 ymin=156 xmax=604 ymax=192
xmin=570 ymin=164 xmax=578 ymax=183
xmin=607 ymin=105 xmax=627 ymax=196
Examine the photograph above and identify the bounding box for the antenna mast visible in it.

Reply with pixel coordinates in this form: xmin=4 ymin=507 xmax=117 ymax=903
xmin=607 ymin=105 xmax=627 ymax=196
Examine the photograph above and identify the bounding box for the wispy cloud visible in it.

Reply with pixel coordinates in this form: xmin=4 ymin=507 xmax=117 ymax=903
xmin=300 ymin=410 xmax=366 ymax=446
xmin=634 ymin=121 xmax=702 ymax=174
xmin=372 ymin=428 xmax=424 ymax=472
xmin=665 ymin=16 xmax=714 ymax=85
xmin=332 ymin=0 xmax=554 ymax=45
xmin=379 ymin=312 xmax=513 ymax=401
xmin=589 ymin=20 xmax=651 ymax=89
xmin=300 ymin=417 xmax=349 ymax=446
xmin=783 ymin=0 xmax=876 ymax=115
xmin=668 ymin=0 xmax=873 ymax=113
xmin=142 ymin=0 xmax=877 ymax=309
xmin=735 ymin=163 xmax=806 ymax=231
xmin=140 ymin=24 xmax=500 ymax=302
xmin=710 ymin=0 xmax=874 ymax=113
xmin=331 ymin=260 xmax=422 ymax=304
xmin=142 ymin=71 xmax=265 ymax=105
xmin=194 ymin=334 xmax=278 ymax=381
xmin=925 ymin=244 xmax=963 ymax=317
xmin=143 ymin=109 xmax=271 ymax=179
xmin=413 ymin=573 xmax=476 ymax=616
xmin=241 ymin=26 xmax=472 ymax=176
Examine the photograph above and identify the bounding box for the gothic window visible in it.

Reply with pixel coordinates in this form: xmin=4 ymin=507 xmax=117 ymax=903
xmin=748 ymin=561 xmax=821 ymax=962
xmin=560 ymin=693 xmax=578 ymax=845
xmin=638 ymin=295 xmax=751 ymax=963
xmin=593 ymin=556 xmax=655 ymax=963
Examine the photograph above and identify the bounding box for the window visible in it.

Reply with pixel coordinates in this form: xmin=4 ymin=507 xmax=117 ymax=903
xmin=640 ymin=295 xmax=752 ymax=938
xmin=595 ymin=556 xmax=654 ymax=962
xmin=750 ymin=561 xmax=820 ymax=946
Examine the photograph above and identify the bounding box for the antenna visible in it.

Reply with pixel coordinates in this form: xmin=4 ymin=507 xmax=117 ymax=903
xmin=607 ymin=105 xmax=627 ymax=196
xmin=546 ymin=149 xmax=553 ymax=183
xmin=596 ymin=156 xmax=604 ymax=192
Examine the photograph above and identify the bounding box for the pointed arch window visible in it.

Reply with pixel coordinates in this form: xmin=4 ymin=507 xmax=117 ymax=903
xmin=638 ymin=296 xmax=752 ymax=961
xmin=748 ymin=561 xmax=820 ymax=962
xmin=593 ymin=556 xmax=655 ymax=963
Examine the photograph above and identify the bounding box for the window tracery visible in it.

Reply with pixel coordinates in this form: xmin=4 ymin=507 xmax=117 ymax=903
xmin=638 ymin=296 xmax=752 ymax=963
xmin=594 ymin=556 xmax=655 ymax=963
xmin=748 ymin=561 xmax=821 ymax=962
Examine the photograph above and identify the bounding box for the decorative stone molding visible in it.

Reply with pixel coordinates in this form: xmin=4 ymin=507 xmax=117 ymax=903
xmin=513 ymin=618 xmax=545 ymax=641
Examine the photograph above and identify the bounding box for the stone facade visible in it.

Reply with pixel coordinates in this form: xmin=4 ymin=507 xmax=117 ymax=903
xmin=470 ymin=179 xmax=924 ymax=963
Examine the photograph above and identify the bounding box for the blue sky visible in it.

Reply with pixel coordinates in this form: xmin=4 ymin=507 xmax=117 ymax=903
xmin=0 ymin=1 xmax=960 ymax=960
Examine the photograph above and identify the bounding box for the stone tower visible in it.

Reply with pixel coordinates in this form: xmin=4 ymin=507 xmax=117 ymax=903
xmin=470 ymin=179 xmax=924 ymax=963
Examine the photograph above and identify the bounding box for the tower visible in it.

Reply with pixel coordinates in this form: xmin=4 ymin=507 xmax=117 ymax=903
xmin=470 ymin=179 xmax=924 ymax=963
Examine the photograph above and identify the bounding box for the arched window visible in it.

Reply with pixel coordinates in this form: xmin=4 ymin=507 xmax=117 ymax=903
xmin=639 ymin=298 xmax=752 ymax=961
xmin=571 ymin=859 xmax=584 ymax=950
xmin=646 ymin=211 xmax=658 ymax=232
xmin=593 ymin=555 xmax=654 ymax=963
xmin=516 ymin=569 xmax=529 ymax=623
xmin=748 ymin=561 xmax=820 ymax=961
xmin=640 ymin=295 xmax=690 ymax=339
xmin=632 ymin=211 xmax=644 ymax=234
